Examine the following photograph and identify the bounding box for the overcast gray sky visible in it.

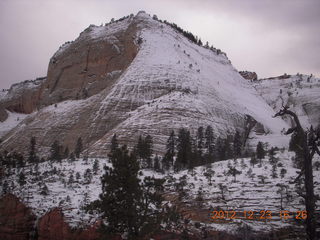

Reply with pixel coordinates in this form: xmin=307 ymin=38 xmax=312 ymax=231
xmin=1 ymin=0 xmax=319 ymax=89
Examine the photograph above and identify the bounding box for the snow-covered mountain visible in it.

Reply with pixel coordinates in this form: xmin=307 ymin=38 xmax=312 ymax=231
xmin=253 ymin=73 xmax=320 ymax=130
xmin=0 ymin=11 xmax=289 ymax=156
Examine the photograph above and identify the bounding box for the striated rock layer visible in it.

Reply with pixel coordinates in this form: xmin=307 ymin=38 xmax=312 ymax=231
xmin=0 ymin=12 xmax=289 ymax=156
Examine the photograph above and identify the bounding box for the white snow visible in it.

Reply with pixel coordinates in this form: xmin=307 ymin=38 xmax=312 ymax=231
xmin=0 ymin=111 xmax=29 ymax=138
xmin=1 ymin=150 xmax=319 ymax=233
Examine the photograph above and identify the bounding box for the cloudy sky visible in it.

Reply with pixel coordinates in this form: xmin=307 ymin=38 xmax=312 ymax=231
xmin=1 ymin=0 xmax=319 ymax=89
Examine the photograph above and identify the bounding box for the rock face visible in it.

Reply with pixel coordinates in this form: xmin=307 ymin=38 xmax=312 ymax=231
xmin=0 ymin=78 xmax=45 ymax=117
xmin=0 ymin=194 xmax=36 ymax=240
xmin=0 ymin=105 xmax=8 ymax=122
xmin=0 ymin=12 xmax=289 ymax=156
xmin=239 ymin=71 xmax=258 ymax=81
xmin=40 ymin=20 xmax=138 ymax=107
xmin=37 ymin=208 xmax=100 ymax=240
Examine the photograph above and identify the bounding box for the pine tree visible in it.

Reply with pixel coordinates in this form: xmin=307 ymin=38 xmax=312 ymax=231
xmin=28 ymin=137 xmax=38 ymax=163
xmin=83 ymin=169 xmax=92 ymax=184
xmin=100 ymin=145 xmax=165 ymax=239
xmin=145 ymin=135 xmax=153 ymax=168
xmin=40 ymin=183 xmax=49 ymax=195
xmin=14 ymin=152 xmax=24 ymax=168
xmin=256 ymin=142 xmax=265 ymax=162
xmin=163 ymin=131 xmax=175 ymax=171
xmin=233 ymin=131 xmax=242 ymax=158
xmin=227 ymin=166 xmax=242 ymax=182
xmin=204 ymin=168 xmax=215 ymax=185
xmin=224 ymin=136 xmax=233 ymax=159
xmin=197 ymin=127 xmax=204 ymax=163
xmin=75 ymin=137 xmax=83 ymax=158
xmin=269 ymin=147 xmax=278 ymax=165
xmin=176 ymin=128 xmax=192 ymax=170
xmin=93 ymin=159 xmax=99 ymax=174
xmin=153 ymin=155 xmax=161 ymax=172
xmin=110 ymin=134 xmax=119 ymax=156
xmin=68 ymin=173 xmax=74 ymax=185
xmin=50 ymin=140 xmax=62 ymax=162
xmin=69 ymin=152 xmax=76 ymax=162
xmin=64 ymin=147 xmax=70 ymax=159
xmin=18 ymin=171 xmax=26 ymax=186
xmin=250 ymin=154 xmax=258 ymax=167
xmin=205 ymin=126 xmax=215 ymax=163
xmin=216 ymin=137 xmax=225 ymax=160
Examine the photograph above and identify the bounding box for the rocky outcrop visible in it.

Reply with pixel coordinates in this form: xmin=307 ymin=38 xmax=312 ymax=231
xmin=0 ymin=106 xmax=8 ymax=122
xmin=0 ymin=78 xmax=45 ymax=118
xmin=37 ymin=208 xmax=100 ymax=240
xmin=39 ymin=17 xmax=138 ymax=107
xmin=0 ymin=194 xmax=36 ymax=240
xmin=239 ymin=71 xmax=258 ymax=81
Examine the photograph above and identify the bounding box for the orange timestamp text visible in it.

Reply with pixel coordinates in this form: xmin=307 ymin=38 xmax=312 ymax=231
xmin=210 ymin=210 xmax=307 ymax=220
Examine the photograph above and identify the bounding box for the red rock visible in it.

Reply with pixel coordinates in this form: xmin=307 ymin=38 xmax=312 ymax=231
xmin=0 ymin=194 xmax=36 ymax=240
xmin=37 ymin=208 xmax=101 ymax=240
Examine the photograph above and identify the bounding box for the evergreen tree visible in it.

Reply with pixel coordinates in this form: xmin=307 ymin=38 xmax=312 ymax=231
xmin=75 ymin=137 xmax=83 ymax=158
xmin=69 ymin=152 xmax=76 ymax=162
xmin=28 ymin=137 xmax=38 ymax=163
xmin=227 ymin=166 xmax=242 ymax=182
xmin=110 ymin=134 xmax=119 ymax=156
xmin=136 ymin=135 xmax=153 ymax=168
xmin=137 ymin=135 xmax=144 ymax=160
xmin=18 ymin=171 xmax=26 ymax=186
xmin=216 ymin=137 xmax=225 ymax=160
xmin=205 ymin=126 xmax=215 ymax=163
xmin=76 ymin=172 xmax=81 ymax=181
xmin=64 ymin=147 xmax=70 ymax=159
xmin=269 ymin=147 xmax=278 ymax=165
xmin=68 ymin=173 xmax=74 ymax=185
xmin=100 ymin=145 xmax=165 ymax=239
xmin=197 ymin=127 xmax=204 ymax=163
xmin=163 ymin=131 xmax=175 ymax=171
xmin=40 ymin=183 xmax=49 ymax=195
xmin=250 ymin=154 xmax=258 ymax=167
xmin=233 ymin=131 xmax=242 ymax=158
xmin=153 ymin=155 xmax=161 ymax=172
xmin=93 ymin=159 xmax=99 ymax=174
xmin=176 ymin=128 xmax=192 ymax=170
xmin=84 ymin=168 xmax=92 ymax=184
xmin=204 ymin=168 xmax=215 ymax=185
xmin=50 ymin=140 xmax=62 ymax=162
xmin=14 ymin=152 xmax=24 ymax=168
xmin=145 ymin=135 xmax=153 ymax=168
xmin=224 ymin=136 xmax=233 ymax=159
xmin=256 ymin=142 xmax=265 ymax=161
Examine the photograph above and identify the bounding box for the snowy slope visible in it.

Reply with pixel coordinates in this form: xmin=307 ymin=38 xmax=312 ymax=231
xmin=89 ymin=12 xmax=289 ymax=153
xmin=0 ymin=111 xmax=29 ymax=138
xmin=253 ymin=74 xmax=320 ymax=129
xmin=1 ymin=151 xmax=319 ymax=235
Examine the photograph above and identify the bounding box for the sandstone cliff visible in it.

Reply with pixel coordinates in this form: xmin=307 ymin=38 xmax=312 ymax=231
xmin=0 ymin=12 xmax=290 ymax=156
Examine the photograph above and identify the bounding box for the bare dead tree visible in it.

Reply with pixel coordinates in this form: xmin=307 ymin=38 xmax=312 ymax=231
xmin=274 ymin=106 xmax=320 ymax=240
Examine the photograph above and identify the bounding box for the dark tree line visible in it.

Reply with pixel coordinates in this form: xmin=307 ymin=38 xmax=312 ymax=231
xmin=162 ymin=127 xmax=245 ymax=172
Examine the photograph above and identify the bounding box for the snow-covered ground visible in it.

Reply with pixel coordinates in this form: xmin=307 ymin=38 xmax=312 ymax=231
xmin=1 ymin=150 xmax=319 ymax=234
xmin=0 ymin=111 xmax=29 ymax=138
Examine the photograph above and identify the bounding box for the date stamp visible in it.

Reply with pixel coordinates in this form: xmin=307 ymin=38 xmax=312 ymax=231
xmin=210 ymin=210 xmax=307 ymax=220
